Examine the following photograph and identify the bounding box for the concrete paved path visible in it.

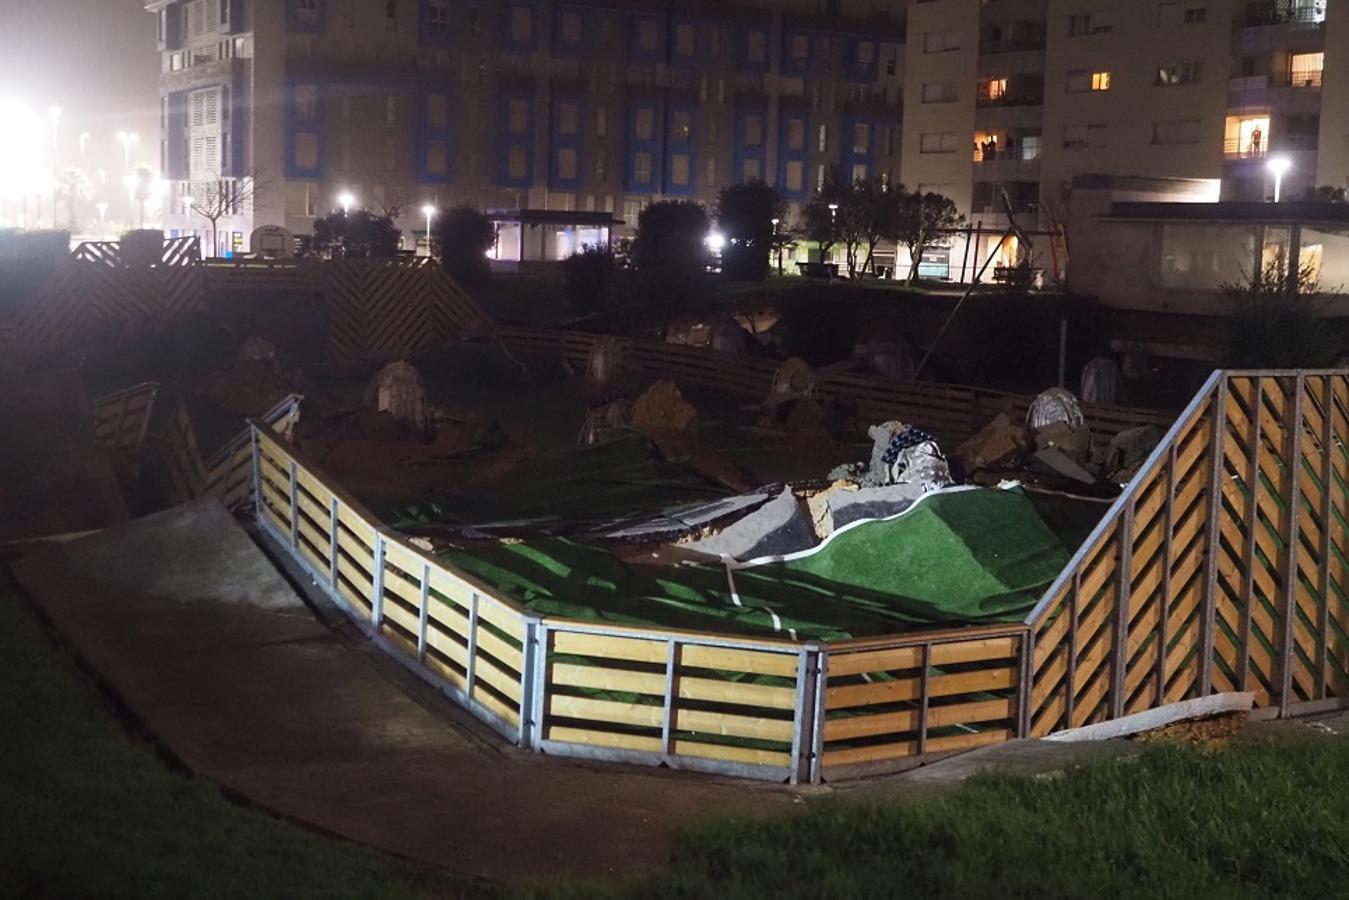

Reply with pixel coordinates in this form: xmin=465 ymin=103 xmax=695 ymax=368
xmin=10 ymin=500 xmax=789 ymax=884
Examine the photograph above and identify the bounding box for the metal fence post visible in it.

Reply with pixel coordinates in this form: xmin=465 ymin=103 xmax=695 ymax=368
xmin=810 ymin=646 xmax=828 ymax=785
xmin=519 ymin=617 xmax=545 ymax=749
xmin=249 ymin=425 xmax=262 ymax=522
xmin=1279 ymin=375 xmax=1305 ymax=717
xmin=370 ymin=529 xmax=385 ymax=632
xmin=1156 ymin=442 xmax=1178 ymax=708
xmin=416 ymin=562 xmax=430 ymax=662
xmin=328 ymin=497 xmax=340 ymax=589
xmin=916 ymin=642 xmax=933 ymax=757
xmin=1110 ymin=499 xmax=1135 ymax=720
xmin=1199 ymin=375 xmax=1227 ymax=698
xmin=1317 ymin=376 xmax=1336 ymax=700
xmin=1239 ymin=378 xmax=1263 ymax=692
xmin=790 ymin=642 xmax=824 ymax=786
xmin=1017 ymin=629 xmax=1034 ymax=738
xmin=287 ymin=459 xmax=299 ymax=549
xmin=661 ymin=639 xmax=679 ymax=763
xmin=465 ymin=593 xmax=480 ymax=697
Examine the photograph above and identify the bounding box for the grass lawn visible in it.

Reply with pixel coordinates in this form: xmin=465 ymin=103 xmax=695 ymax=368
xmin=521 ymin=734 xmax=1349 ymax=899
xmin=0 ymin=570 xmax=491 ymax=900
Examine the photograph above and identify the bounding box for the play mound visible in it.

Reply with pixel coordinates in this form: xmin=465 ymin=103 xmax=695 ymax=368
xmin=438 ymin=487 xmax=1087 ymax=641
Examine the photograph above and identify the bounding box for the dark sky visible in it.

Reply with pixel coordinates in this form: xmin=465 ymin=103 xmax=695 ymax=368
xmin=0 ymin=0 xmax=160 ymax=171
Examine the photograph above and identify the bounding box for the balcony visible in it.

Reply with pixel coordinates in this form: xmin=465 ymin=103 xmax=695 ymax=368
xmin=1243 ymin=2 xmax=1326 ymax=28
xmin=976 ymin=91 xmax=1044 ymax=108
xmin=1223 ymin=133 xmax=1319 ymax=159
xmin=978 ymin=37 xmax=1047 ymax=54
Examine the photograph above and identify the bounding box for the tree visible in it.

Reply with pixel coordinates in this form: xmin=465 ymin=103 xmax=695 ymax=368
xmin=715 ymin=179 xmax=786 ymax=281
xmin=1217 ymin=253 xmax=1341 ymax=368
xmin=835 ymin=175 xmax=903 ymax=279
xmin=53 ymin=168 xmax=90 ymax=231
xmin=799 ymin=169 xmax=847 ymax=264
xmin=895 ymin=190 xmax=965 ymax=283
xmin=298 ymin=209 xmax=402 ymax=259
xmin=1298 ymin=185 xmax=1347 ymax=203
xmin=631 ymin=200 xmax=710 ymax=304
xmin=431 ymin=205 xmax=496 ymax=291
xmin=184 ymin=171 xmax=268 ymax=257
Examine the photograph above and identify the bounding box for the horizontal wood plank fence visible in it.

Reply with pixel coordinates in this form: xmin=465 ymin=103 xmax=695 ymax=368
xmin=163 ymin=394 xmax=303 ymax=510
xmin=91 ymin=382 xmax=159 ymax=454
xmin=499 ymin=326 xmax=1171 ymax=445
xmin=247 ymin=367 xmax=1349 ymax=782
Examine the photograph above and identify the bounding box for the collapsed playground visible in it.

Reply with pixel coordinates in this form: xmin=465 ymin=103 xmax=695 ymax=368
xmin=3 ymin=238 xmax=1348 ymax=784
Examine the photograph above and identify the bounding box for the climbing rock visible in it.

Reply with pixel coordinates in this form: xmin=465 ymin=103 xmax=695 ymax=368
xmin=365 ymin=360 xmax=429 ymax=434
xmin=1081 ymin=357 xmax=1125 ymax=407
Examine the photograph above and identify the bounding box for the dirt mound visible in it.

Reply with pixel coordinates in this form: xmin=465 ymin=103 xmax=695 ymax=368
xmin=631 ymin=380 xmax=698 ymax=440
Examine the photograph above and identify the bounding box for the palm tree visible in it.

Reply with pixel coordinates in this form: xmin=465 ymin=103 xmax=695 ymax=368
xmin=54 ymin=168 xmax=91 ymax=232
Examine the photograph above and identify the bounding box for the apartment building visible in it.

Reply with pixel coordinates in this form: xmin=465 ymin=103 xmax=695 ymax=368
xmin=147 ymin=0 xmax=1348 ymax=271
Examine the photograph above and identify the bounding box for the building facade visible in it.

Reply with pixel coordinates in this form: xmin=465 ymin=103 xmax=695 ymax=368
xmin=147 ymin=0 xmax=1348 ymax=270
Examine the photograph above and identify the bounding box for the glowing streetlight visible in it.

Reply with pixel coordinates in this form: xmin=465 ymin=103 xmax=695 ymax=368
xmin=96 ymin=201 xmax=108 ymax=240
xmin=1267 ymin=156 xmax=1292 ymax=203
xmin=115 ymin=131 xmax=139 ymax=169
xmin=771 ymin=217 xmax=782 ymax=275
xmin=705 ymin=229 xmax=726 ymax=253
xmin=421 ymin=203 xmax=437 ymax=256
xmin=337 ymin=191 xmax=355 ymax=214
xmin=827 ymin=202 xmax=839 ymax=222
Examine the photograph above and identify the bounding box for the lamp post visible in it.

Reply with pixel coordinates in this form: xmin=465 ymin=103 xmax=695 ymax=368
xmin=79 ymin=132 xmax=92 ymax=161
xmin=771 ymin=216 xmax=782 ymax=275
xmin=96 ymin=202 xmax=108 ymax=241
xmin=115 ymin=131 xmax=139 ymax=170
xmin=827 ymin=203 xmax=839 ymax=267
xmin=421 ymin=203 xmax=437 ymax=257
xmin=338 ymin=191 xmax=355 ymax=215
xmin=1267 ymin=155 xmax=1292 ymax=203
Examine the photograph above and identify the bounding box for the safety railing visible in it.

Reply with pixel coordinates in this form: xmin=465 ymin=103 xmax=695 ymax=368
xmin=163 ymin=393 xmax=303 ymax=509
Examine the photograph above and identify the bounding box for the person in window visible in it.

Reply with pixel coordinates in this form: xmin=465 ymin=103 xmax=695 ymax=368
xmin=1250 ymin=126 xmax=1263 ymax=157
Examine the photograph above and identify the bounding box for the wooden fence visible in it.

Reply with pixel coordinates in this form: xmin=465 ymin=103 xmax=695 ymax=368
xmin=91 ymin=382 xmax=159 ymax=454
xmin=163 ymin=394 xmax=303 ymax=510
xmin=499 ymin=326 xmax=1171 ymax=445
xmin=1 ymin=240 xmax=491 ymax=364
xmin=245 ymin=367 xmax=1349 ymax=782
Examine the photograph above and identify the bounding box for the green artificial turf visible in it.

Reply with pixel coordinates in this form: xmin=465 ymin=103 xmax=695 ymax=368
xmin=0 ymin=571 xmax=487 ymax=900
xmin=519 ymin=735 xmax=1349 ymax=899
xmin=437 ymin=487 xmax=1084 ymax=641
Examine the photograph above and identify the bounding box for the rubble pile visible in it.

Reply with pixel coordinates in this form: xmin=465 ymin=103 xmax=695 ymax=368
xmin=203 ymin=336 xmax=299 ymax=415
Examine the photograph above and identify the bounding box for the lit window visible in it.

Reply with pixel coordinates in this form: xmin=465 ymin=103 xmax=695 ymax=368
xmin=509 ymin=98 xmax=529 ymax=135
xmin=427 ymin=94 xmax=448 ymax=128
xmin=558 ymin=101 xmax=579 ymax=136
xmin=743 ymin=158 xmax=761 ymax=181
xmin=510 ymin=6 xmax=532 ymax=43
xmin=1156 ymin=63 xmax=1202 ymax=86
xmin=634 ymin=108 xmax=654 ymax=141
xmin=672 ymin=110 xmax=691 ymax=142
xmin=1290 ymin=52 xmax=1324 ymax=87
xmin=981 ymin=78 xmax=1008 ymax=101
xmin=851 ymin=163 xmax=868 ymax=183
xmin=1092 ymin=71 xmax=1111 ymax=91
xmin=294 ymin=84 xmax=319 ymax=121
xmin=852 ymin=123 xmax=870 ymax=154
xmin=633 ymin=151 xmax=653 ymax=185
xmin=507 ymin=146 xmax=528 ymax=179
xmin=675 ymin=23 xmax=695 ymax=56
xmin=818 ymin=123 xmax=827 ymax=152
xmin=557 ymin=147 xmax=577 ymax=180
xmin=785 ymin=160 xmax=804 ymax=192
xmin=670 ymin=153 xmax=690 ymax=186
xmin=744 ymin=114 xmax=763 ymax=147
xmin=786 ymin=118 xmax=805 ymax=152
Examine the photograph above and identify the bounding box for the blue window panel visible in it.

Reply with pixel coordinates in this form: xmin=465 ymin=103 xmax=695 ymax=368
xmin=285 ymin=81 xmax=323 ymax=179
xmin=781 ymin=29 xmax=814 ymax=76
xmin=629 ymin=14 xmax=665 ymax=65
xmin=846 ymin=37 xmax=879 ymax=83
xmin=286 ymin=0 xmax=326 ymax=34
xmin=842 ymin=116 xmax=876 ymax=180
xmin=549 ymin=95 xmax=584 ymax=190
xmin=663 ymin=102 xmax=695 ymax=195
xmin=733 ymin=107 xmax=768 ymax=184
xmin=417 ymin=88 xmax=454 ymax=184
xmin=626 ymin=98 xmax=663 ymax=194
xmin=501 ymin=2 xmax=538 ymax=53
xmin=497 ymin=90 xmax=534 ymax=188
xmin=737 ymin=25 xmax=770 ymax=73
xmin=777 ymin=111 xmax=811 ymax=200
xmin=552 ymin=4 xmax=592 ymax=59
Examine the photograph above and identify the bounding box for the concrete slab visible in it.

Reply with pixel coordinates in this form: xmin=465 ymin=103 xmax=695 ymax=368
xmin=10 ymin=499 xmax=788 ymax=883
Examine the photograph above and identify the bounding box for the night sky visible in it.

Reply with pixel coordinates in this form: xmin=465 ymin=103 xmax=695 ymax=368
xmin=0 ymin=0 xmax=160 ymax=172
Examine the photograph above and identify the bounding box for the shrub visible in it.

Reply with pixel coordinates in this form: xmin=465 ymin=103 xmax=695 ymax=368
xmin=1218 ymin=256 xmax=1341 ymax=369
xmin=632 ymin=201 xmax=711 ymax=306
xmin=432 ymin=205 xmax=495 ymax=292
xmin=561 ymin=245 xmax=618 ymax=316
xmin=297 ymin=211 xmax=401 ymax=259
xmin=715 ymin=180 xmax=787 ymax=282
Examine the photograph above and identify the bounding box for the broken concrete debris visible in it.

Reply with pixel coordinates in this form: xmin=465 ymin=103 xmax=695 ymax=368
xmin=1031 ymin=447 xmax=1097 ymax=486
xmin=1104 ymin=424 xmax=1163 ymax=484
xmin=955 ymin=413 xmax=1028 ymax=472
xmin=1033 ymin=420 xmax=1091 ymax=465
xmin=203 ymin=335 xmax=296 ymax=415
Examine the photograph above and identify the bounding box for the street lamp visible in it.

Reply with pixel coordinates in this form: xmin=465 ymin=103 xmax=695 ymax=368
xmin=96 ymin=202 xmax=108 ymax=241
xmin=115 ymin=131 xmax=139 ymax=170
xmin=705 ymin=228 xmax=726 ymax=253
xmin=771 ymin=217 xmax=782 ymax=275
xmin=79 ymin=132 xmax=92 ymax=160
xmin=421 ymin=203 xmax=437 ymax=256
xmin=338 ymin=191 xmax=355 ymax=214
xmin=1267 ymin=156 xmax=1293 ymax=203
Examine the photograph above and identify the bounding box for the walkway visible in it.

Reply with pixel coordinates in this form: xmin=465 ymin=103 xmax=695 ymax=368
xmin=10 ymin=501 xmax=789 ymax=884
